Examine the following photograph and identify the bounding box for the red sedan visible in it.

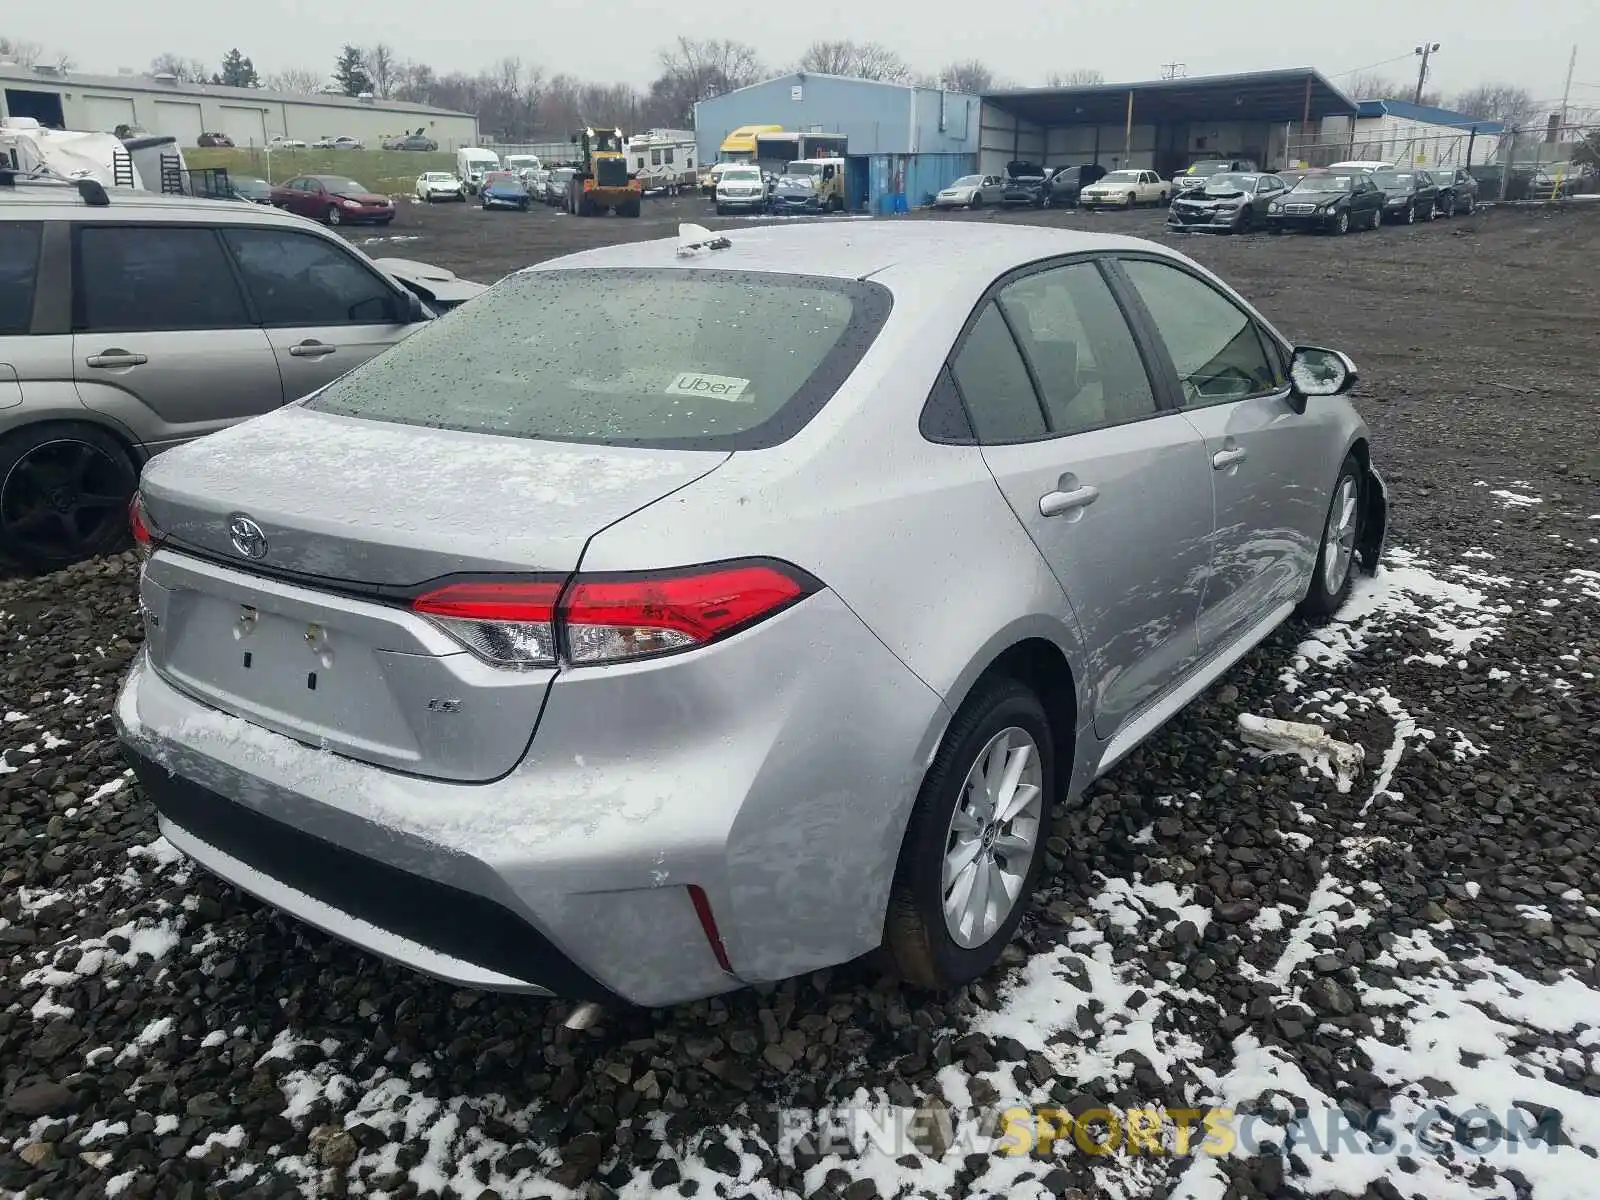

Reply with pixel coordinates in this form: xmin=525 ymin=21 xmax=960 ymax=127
xmin=269 ymin=175 xmax=395 ymax=226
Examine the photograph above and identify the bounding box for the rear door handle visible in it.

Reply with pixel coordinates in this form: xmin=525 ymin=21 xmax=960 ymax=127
xmin=85 ymin=351 xmax=148 ymax=368
xmin=1039 ymin=484 xmax=1100 ymax=517
xmin=1212 ymin=447 xmax=1248 ymax=470
xmin=289 ymin=341 xmax=337 ymax=358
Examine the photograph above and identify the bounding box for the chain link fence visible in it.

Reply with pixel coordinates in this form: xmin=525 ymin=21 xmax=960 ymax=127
xmin=1283 ymin=123 xmax=1597 ymax=201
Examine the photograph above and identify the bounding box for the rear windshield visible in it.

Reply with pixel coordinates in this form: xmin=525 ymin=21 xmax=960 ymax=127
xmin=306 ymin=268 xmax=894 ymax=450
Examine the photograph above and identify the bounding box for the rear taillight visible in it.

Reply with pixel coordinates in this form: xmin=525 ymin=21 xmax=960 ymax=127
xmin=410 ymin=561 xmax=816 ymax=669
xmin=411 ymin=580 xmax=561 ymax=668
xmin=129 ymin=493 xmax=154 ymax=559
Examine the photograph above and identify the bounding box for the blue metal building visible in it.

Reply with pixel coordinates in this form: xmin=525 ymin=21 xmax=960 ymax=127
xmin=693 ymin=72 xmax=982 ymax=213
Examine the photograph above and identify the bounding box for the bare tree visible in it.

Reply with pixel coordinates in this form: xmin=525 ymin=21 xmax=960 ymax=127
xmin=1343 ymin=71 xmax=1402 ymax=100
xmin=264 ymin=68 xmax=327 ymax=95
xmin=1045 ymin=68 xmax=1105 ymax=87
xmin=1451 ymin=82 xmax=1539 ymax=129
xmin=0 ymin=35 xmax=42 ymax=66
xmin=650 ymin=37 xmax=764 ymax=126
xmin=149 ymin=53 xmax=210 ymax=82
xmin=938 ymin=60 xmax=994 ymax=94
xmin=364 ymin=43 xmax=397 ymax=99
xmin=797 ymin=40 xmax=913 ymax=84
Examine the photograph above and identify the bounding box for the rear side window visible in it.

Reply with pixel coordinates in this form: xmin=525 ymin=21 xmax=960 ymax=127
xmin=950 ymin=304 xmax=1046 ymax=442
xmin=306 ymin=268 xmax=893 ymax=450
xmin=0 ymin=222 xmax=41 ymax=335
xmin=76 ymin=226 xmax=249 ymax=333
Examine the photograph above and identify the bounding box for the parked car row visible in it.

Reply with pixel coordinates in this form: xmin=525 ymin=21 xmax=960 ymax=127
xmin=931 ymin=156 xmax=1485 ymax=237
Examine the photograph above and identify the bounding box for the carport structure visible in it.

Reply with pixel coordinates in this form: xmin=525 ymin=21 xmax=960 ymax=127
xmin=979 ymin=68 xmax=1357 ymax=178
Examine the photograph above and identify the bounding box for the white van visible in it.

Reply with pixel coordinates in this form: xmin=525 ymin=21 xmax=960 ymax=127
xmin=455 ymin=147 xmax=501 ymax=194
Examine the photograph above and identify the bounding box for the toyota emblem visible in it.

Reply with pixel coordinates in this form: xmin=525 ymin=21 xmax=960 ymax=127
xmin=228 ymin=514 xmax=269 ymax=560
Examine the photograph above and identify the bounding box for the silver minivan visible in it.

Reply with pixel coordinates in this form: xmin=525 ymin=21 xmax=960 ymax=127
xmin=0 ymin=177 xmax=469 ymax=572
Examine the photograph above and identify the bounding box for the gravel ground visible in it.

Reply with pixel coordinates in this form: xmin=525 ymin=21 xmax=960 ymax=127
xmin=2 ymin=200 xmax=1597 ymax=1200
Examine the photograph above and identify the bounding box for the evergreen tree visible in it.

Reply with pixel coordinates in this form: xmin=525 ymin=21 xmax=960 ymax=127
xmin=333 ymin=45 xmax=372 ymax=96
xmin=215 ymin=48 xmax=259 ymax=88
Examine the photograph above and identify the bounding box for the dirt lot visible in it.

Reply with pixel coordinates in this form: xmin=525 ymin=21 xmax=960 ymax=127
xmin=1 ymin=197 xmax=1597 ymax=1199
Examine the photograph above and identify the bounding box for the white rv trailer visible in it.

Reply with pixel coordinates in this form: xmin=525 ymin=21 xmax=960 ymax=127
xmin=626 ymin=129 xmax=697 ymax=194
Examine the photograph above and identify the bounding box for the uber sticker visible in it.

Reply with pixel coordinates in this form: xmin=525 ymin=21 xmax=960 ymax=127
xmin=665 ymin=372 xmax=753 ymax=402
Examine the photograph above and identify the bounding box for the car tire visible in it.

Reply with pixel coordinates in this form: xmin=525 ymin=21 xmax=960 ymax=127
xmin=1333 ymin=209 xmax=1350 ymax=235
xmin=1367 ymin=207 xmax=1382 ymax=231
xmin=1124 ymin=192 xmax=1136 ymax=209
xmin=1404 ymin=204 xmax=1416 ymax=225
xmin=1442 ymin=193 xmax=1456 ymax=218
xmin=326 ymin=205 xmax=342 ymax=225
xmin=1424 ymin=200 xmax=1437 ymax=221
xmin=1300 ymin=454 xmax=1364 ymax=620
xmin=715 ymin=203 xmax=726 ymax=216
xmin=0 ymin=421 xmax=139 ymax=575
xmin=970 ymin=194 xmax=984 ymax=209
xmin=883 ymin=677 xmax=1054 ymax=989
xmin=1460 ymin=194 xmax=1474 ymax=214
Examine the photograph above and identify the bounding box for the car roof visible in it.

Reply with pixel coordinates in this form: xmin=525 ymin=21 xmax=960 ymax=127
xmin=531 ymin=222 xmax=1170 ymax=295
xmin=0 ymin=186 xmax=354 ymax=229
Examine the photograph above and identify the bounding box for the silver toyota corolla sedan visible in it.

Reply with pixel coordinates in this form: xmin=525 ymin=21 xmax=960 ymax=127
xmin=116 ymin=222 xmax=1387 ymax=1008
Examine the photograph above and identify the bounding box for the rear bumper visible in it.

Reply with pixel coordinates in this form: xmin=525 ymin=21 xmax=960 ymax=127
xmin=114 ymin=588 xmax=947 ymax=1006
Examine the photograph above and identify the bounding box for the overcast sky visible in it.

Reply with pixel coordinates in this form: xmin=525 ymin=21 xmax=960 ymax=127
xmin=7 ymin=0 xmax=1597 ymax=107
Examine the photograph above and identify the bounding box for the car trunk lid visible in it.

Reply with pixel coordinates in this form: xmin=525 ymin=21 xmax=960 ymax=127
xmin=137 ymin=407 xmax=728 ymax=781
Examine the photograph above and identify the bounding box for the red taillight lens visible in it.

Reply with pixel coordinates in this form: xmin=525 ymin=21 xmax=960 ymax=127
xmin=410 ymin=562 xmax=815 ymax=669
xmin=563 ymin=564 xmax=809 ymax=664
xmin=412 ymin=580 xmax=561 ymax=668
xmin=129 ymin=493 xmax=153 ymax=558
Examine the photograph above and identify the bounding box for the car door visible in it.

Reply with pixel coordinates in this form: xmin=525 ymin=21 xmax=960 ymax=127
xmin=1140 ymin=172 xmax=1161 ymax=203
xmin=220 ymin=225 xmax=419 ymax=401
xmin=983 ymin=176 xmax=1004 ymax=204
xmin=70 ymin=224 xmax=282 ymax=448
xmin=1113 ymin=255 xmax=1339 ymax=653
xmin=950 ymin=257 xmax=1216 ymax=738
xmin=1252 ymin=175 xmax=1284 ymax=217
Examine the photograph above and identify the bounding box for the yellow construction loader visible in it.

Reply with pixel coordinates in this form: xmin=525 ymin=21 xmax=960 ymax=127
xmin=568 ymin=127 xmax=641 ymax=217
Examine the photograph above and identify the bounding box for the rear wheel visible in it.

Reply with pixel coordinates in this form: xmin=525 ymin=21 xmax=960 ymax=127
xmin=1366 ymin=206 xmax=1382 ymax=230
xmin=0 ymin=422 xmax=138 ymax=574
xmin=883 ymin=678 xmax=1053 ymax=989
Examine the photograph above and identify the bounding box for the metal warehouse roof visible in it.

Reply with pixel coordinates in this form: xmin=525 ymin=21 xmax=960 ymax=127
xmin=984 ymin=68 xmax=1357 ymax=126
xmin=0 ymin=65 xmax=473 ymax=118
xmin=1355 ymin=98 xmax=1505 ymax=133
xmin=711 ymin=70 xmax=980 ymax=101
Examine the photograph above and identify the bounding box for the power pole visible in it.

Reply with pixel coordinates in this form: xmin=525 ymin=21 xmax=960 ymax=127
xmin=1558 ymin=44 xmax=1578 ymax=134
xmin=1160 ymin=62 xmax=1187 ymax=80
xmin=1412 ymin=42 xmax=1440 ymax=104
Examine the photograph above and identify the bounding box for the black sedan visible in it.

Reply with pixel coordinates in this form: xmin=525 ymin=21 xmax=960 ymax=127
xmin=1041 ymin=163 xmax=1107 ymax=208
xmin=1431 ymin=166 xmax=1479 ymax=216
xmin=1265 ymin=170 xmax=1385 ymax=234
xmin=1167 ymin=172 xmax=1289 ymax=233
xmin=1373 ymin=169 xmax=1440 ymax=224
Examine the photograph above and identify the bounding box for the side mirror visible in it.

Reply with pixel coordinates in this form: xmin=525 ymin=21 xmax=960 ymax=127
xmin=398 ymin=290 xmax=427 ymax=323
xmin=1290 ymin=346 xmax=1358 ymax=397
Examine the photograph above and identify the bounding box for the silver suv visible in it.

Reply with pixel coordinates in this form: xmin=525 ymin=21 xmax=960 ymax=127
xmin=0 ymin=177 xmax=443 ymax=573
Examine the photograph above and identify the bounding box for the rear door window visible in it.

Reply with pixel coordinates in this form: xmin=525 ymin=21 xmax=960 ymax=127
xmin=75 ymin=225 xmax=250 ymax=333
xmin=305 ymin=268 xmax=893 ymax=450
xmin=0 ymin=222 xmax=42 ymax=334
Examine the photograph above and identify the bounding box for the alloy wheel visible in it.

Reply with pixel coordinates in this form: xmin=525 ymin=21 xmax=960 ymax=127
xmin=941 ymin=726 xmax=1043 ymax=949
xmin=1322 ymin=475 xmax=1360 ymax=596
xmin=1 ymin=440 xmax=132 ymax=562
